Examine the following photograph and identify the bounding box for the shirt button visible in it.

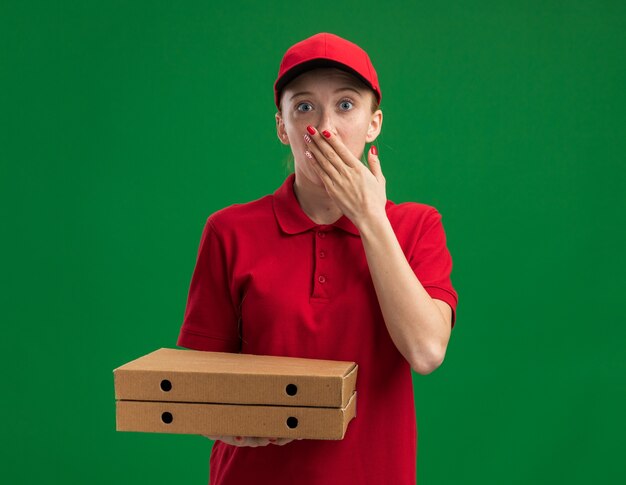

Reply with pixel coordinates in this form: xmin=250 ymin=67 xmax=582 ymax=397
xmin=318 ymin=275 xmax=326 ymax=284
xmin=319 ymin=251 xmax=326 ymax=258
xmin=317 ymin=231 xmax=326 ymax=238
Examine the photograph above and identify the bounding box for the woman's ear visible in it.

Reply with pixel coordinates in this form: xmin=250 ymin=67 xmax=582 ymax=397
xmin=276 ymin=112 xmax=290 ymax=145
xmin=365 ymin=109 xmax=383 ymax=143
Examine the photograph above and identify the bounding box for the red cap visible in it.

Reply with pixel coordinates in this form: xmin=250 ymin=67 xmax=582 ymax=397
xmin=274 ymin=32 xmax=381 ymax=110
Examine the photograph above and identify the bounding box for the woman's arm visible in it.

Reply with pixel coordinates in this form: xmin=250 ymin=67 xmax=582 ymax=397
xmin=358 ymin=214 xmax=452 ymax=375
xmin=300 ymin=129 xmax=453 ymax=374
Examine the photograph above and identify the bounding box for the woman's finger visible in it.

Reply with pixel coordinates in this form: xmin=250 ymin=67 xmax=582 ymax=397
xmin=305 ymin=149 xmax=335 ymax=192
xmin=316 ymin=128 xmax=360 ymax=169
xmin=305 ymin=143 xmax=336 ymax=180
xmin=366 ymin=145 xmax=384 ymax=182
xmin=304 ymin=130 xmax=343 ymax=179
xmin=204 ymin=435 xmax=297 ymax=447
xmin=235 ymin=436 xmax=269 ymax=447
xmin=273 ymin=438 xmax=296 ymax=446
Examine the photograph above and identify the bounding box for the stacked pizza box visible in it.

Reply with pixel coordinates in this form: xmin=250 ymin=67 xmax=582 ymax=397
xmin=113 ymin=348 xmax=358 ymax=440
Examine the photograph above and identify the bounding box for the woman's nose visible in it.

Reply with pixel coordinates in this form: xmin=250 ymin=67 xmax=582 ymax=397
xmin=315 ymin=108 xmax=335 ymax=132
xmin=316 ymin=113 xmax=335 ymax=135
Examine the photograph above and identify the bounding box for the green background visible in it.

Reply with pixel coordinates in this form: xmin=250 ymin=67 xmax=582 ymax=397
xmin=1 ymin=1 xmax=624 ymax=483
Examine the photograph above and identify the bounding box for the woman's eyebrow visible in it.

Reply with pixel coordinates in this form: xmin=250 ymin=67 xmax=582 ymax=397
xmin=290 ymin=86 xmax=362 ymax=101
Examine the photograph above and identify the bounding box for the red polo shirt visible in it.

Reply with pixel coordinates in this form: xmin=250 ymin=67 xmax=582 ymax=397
xmin=177 ymin=172 xmax=458 ymax=485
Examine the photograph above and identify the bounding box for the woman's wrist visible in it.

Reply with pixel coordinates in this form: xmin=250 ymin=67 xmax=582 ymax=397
xmin=355 ymin=210 xmax=392 ymax=239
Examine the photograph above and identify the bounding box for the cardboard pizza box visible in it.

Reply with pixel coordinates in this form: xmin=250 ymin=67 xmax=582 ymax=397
xmin=113 ymin=348 xmax=358 ymax=440
xmin=114 ymin=348 xmax=357 ymax=407
xmin=115 ymin=391 xmax=356 ymax=440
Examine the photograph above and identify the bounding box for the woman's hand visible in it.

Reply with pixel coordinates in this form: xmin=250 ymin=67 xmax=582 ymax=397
xmin=303 ymin=126 xmax=387 ymax=227
xmin=204 ymin=435 xmax=297 ymax=447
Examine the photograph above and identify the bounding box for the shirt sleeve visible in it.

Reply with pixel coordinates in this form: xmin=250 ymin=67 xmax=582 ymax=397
xmin=176 ymin=217 xmax=242 ymax=352
xmin=408 ymin=208 xmax=459 ymax=328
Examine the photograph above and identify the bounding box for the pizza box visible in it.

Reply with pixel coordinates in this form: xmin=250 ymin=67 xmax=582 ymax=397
xmin=113 ymin=348 xmax=358 ymax=440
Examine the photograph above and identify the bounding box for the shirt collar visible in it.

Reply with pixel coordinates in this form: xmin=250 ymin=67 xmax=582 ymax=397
xmin=273 ymin=172 xmax=364 ymax=236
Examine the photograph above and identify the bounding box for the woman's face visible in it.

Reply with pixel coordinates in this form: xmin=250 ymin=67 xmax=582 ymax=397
xmin=275 ymin=67 xmax=383 ymax=188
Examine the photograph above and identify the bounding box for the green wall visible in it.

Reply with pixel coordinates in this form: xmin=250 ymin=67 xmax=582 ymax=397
xmin=1 ymin=1 xmax=624 ymax=483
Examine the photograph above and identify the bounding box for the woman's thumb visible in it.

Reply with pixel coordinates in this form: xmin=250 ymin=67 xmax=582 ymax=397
xmin=368 ymin=145 xmax=383 ymax=179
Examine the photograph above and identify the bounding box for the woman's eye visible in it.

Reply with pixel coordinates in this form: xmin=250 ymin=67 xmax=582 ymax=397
xmin=340 ymin=100 xmax=354 ymax=110
xmin=296 ymin=100 xmax=354 ymax=112
xmin=296 ymin=102 xmax=312 ymax=112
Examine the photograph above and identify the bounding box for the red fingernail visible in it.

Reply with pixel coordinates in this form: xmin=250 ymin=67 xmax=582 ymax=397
xmin=306 ymin=125 xmax=316 ymax=135
xmin=235 ymin=436 xmax=242 ymax=441
xmin=322 ymin=130 xmax=331 ymax=139
xmin=370 ymin=145 xmax=378 ymax=155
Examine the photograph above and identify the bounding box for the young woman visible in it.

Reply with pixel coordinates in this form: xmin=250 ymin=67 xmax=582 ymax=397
xmin=177 ymin=32 xmax=458 ymax=485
